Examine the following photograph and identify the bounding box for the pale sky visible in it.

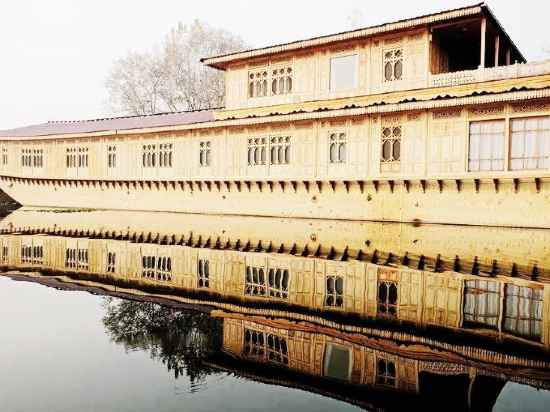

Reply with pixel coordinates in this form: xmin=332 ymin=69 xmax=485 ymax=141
xmin=0 ymin=0 xmax=548 ymax=130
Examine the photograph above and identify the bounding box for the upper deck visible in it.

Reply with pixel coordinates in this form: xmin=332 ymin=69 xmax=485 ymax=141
xmin=201 ymin=3 xmax=541 ymax=117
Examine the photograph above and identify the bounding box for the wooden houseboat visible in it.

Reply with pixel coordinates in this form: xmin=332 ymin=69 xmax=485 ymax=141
xmin=1 ymin=4 xmax=550 ymax=227
xmin=1 ymin=208 xmax=549 ymax=350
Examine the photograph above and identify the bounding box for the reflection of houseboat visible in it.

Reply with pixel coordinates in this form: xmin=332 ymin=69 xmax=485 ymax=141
xmin=2 ymin=4 xmax=550 ymax=227
xmin=1 ymin=209 xmax=549 ymax=350
xmin=8 ymin=272 xmax=550 ymax=411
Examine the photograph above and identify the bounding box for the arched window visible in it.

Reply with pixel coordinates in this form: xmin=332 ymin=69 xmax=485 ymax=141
xmin=254 ymin=147 xmax=260 ymax=165
xmin=329 ymin=143 xmax=337 ymax=163
xmin=260 ymin=146 xmax=266 ymax=164
xmin=277 ymin=146 xmax=284 ymax=164
xmin=271 ymin=146 xmax=277 ymax=165
xmin=338 ymin=143 xmax=346 ymax=162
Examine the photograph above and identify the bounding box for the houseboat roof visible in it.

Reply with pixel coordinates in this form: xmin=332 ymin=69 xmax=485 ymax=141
xmin=201 ymin=2 xmax=526 ymax=70
xmin=0 ymin=109 xmax=215 ymax=138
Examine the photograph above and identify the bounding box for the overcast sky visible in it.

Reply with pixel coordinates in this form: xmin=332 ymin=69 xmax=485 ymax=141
xmin=0 ymin=0 xmax=548 ymax=130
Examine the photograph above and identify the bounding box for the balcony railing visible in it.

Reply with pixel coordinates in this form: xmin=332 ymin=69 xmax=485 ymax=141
xmin=429 ymin=60 xmax=550 ymax=88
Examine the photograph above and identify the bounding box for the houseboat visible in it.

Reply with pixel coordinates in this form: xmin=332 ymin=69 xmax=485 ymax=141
xmin=2 ymin=3 xmax=550 ymax=227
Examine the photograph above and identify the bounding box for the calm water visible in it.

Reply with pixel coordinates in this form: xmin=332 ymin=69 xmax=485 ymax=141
xmin=0 ymin=275 xmax=549 ymax=412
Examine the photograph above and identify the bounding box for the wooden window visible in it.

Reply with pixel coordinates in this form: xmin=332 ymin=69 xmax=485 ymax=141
xmin=247 ymin=138 xmax=267 ymax=166
xmin=376 ymin=358 xmax=397 ymax=387
xmin=329 ymin=132 xmax=346 ymax=163
xmin=504 ymin=284 xmax=543 ymax=339
xmin=198 ymin=259 xmax=210 ymax=288
xmin=243 ymin=329 xmax=288 ymax=365
xmin=271 ymin=67 xmax=292 ymax=95
xmin=330 ymin=54 xmax=358 ymax=91
xmin=381 ymin=125 xmax=401 ymax=164
xmin=269 ymin=136 xmax=291 ymax=165
xmin=245 ymin=265 xmax=267 ymax=296
xmin=384 ymin=48 xmax=403 ymax=82
xmin=378 ymin=280 xmax=398 ymax=316
xmin=463 ymin=279 xmax=500 ymax=328
xmin=77 ymin=148 xmax=89 ymax=168
xmin=323 ymin=343 xmax=351 ymax=381
xmin=142 ymin=145 xmax=157 ymax=168
xmin=141 ymin=255 xmax=172 ymax=282
xmin=107 ymin=146 xmax=117 ymax=169
xmin=510 ymin=116 xmax=550 ymax=170
xmin=468 ymin=120 xmax=505 ymax=171
xmin=106 ymin=252 xmax=116 ymax=274
xmin=159 ymin=144 xmax=173 ymax=168
xmin=267 ymin=268 xmax=289 ymax=299
xmin=66 ymin=148 xmax=77 ymax=168
xmin=325 ymin=275 xmax=344 ymax=307
xmin=248 ymin=70 xmax=268 ymax=98
xmin=2 ymin=147 xmax=8 ymax=166
xmin=199 ymin=141 xmax=211 ymax=167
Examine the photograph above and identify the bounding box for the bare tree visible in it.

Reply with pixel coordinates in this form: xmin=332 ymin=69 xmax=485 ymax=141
xmin=106 ymin=20 xmax=246 ymax=116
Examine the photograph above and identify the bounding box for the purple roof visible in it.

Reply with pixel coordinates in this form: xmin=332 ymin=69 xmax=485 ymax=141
xmin=0 ymin=110 xmax=215 ymax=138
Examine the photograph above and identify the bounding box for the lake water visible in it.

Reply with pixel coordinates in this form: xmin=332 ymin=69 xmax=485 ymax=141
xmin=1 ymin=208 xmax=550 ymax=411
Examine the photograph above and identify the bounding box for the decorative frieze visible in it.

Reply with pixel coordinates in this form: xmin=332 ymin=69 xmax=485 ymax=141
xmin=433 ymin=109 xmax=461 ymax=120
xmin=468 ymin=105 xmax=504 ymax=117
xmin=512 ymin=100 xmax=550 ymax=113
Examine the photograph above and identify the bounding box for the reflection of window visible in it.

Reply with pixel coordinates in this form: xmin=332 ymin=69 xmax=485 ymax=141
xmin=330 ymin=55 xmax=358 ymax=91
xmin=378 ymin=280 xmax=398 ymax=316
xmin=21 ymin=245 xmax=43 ymax=265
xmin=463 ymin=279 xmax=500 ymax=328
xmin=381 ymin=126 xmax=401 ymax=164
xmin=268 ymin=268 xmax=289 ymax=298
xmin=329 ymin=133 xmax=346 ymax=163
xmin=510 ymin=116 xmax=550 ymax=170
xmin=245 ymin=266 xmax=267 ymax=296
xmin=384 ymin=49 xmax=403 ymax=82
xmin=141 ymin=255 xmax=172 ymax=282
xmin=1 ymin=245 xmax=8 ymax=263
xmin=504 ymin=284 xmax=543 ymax=339
xmin=376 ymin=358 xmax=397 ymax=387
xmin=243 ymin=329 xmax=288 ymax=365
xmin=198 ymin=259 xmax=210 ymax=288
xmin=65 ymin=248 xmax=89 ymax=271
xmin=468 ymin=120 xmax=505 ymax=171
xmin=106 ymin=252 xmax=116 ymax=273
xmin=323 ymin=343 xmax=351 ymax=381
xmin=325 ymin=275 xmax=344 ymax=307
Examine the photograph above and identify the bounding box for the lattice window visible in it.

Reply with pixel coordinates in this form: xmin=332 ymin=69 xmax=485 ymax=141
xmin=245 ymin=265 xmax=267 ymax=296
xmin=271 ymin=67 xmax=292 ymax=95
xmin=510 ymin=116 xmax=550 ymax=170
xmin=270 ymin=137 xmax=291 ymax=165
xmin=325 ymin=275 xmax=344 ymax=307
xmin=142 ymin=145 xmax=157 ymax=168
xmin=158 ymin=143 xmax=173 ymax=168
xmin=1 ymin=147 xmax=8 ymax=166
xmin=384 ymin=49 xmax=403 ymax=82
xmin=247 ymin=138 xmax=267 ymax=166
xmin=65 ymin=248 xmax=88 ymax=271
xmin=106 ymin=252 xmax=116 ymax=274
xmin=504 ymin=284 xmax=543 ymax=339
xmin=243 ymin=329 xmax=288 ymax=365
xmin=468 ymin=120 xmax=505 ymax=171
xmin=21 ymin=149 xmax=33 ymax=168
xmin=77 ymin=147 xmax=89 ymax=168
xmin=378 ymin=280 xmax=398 ymax=316
xmin=376 ymin=358 xmax=397 ymax=387
xmin=248 ymin=70 xmax=268 ymax=98
xmin=32 ymin=149 xmax=43 ymax=168
xmin=463 ymin=279 xmax=500 ymax=328
xmin=267 ymin=268 xmax=289 ymax=299
xmin=381 ymin=125 xmax=401 ymax=164
xmin=107 ymin=146 xmax=117 ymax=169
xmin=199 ymin=141 xmax=211 ymax=167
xmin=66 ymin=148 xmax=77 ymax=168
xmin=141 ymin=255 xmax=172 ymax=282
xmin=329 ymin=132 xmax=346 ymax=164
xmin=198 ymin=259 xmax=210 ymax=288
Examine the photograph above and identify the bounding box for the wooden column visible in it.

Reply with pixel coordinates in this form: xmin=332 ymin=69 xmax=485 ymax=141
xmin=480 ymin=17 xmax=487 ymax=68
xmin=494 ymin=35 xmax=500 ymax=67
